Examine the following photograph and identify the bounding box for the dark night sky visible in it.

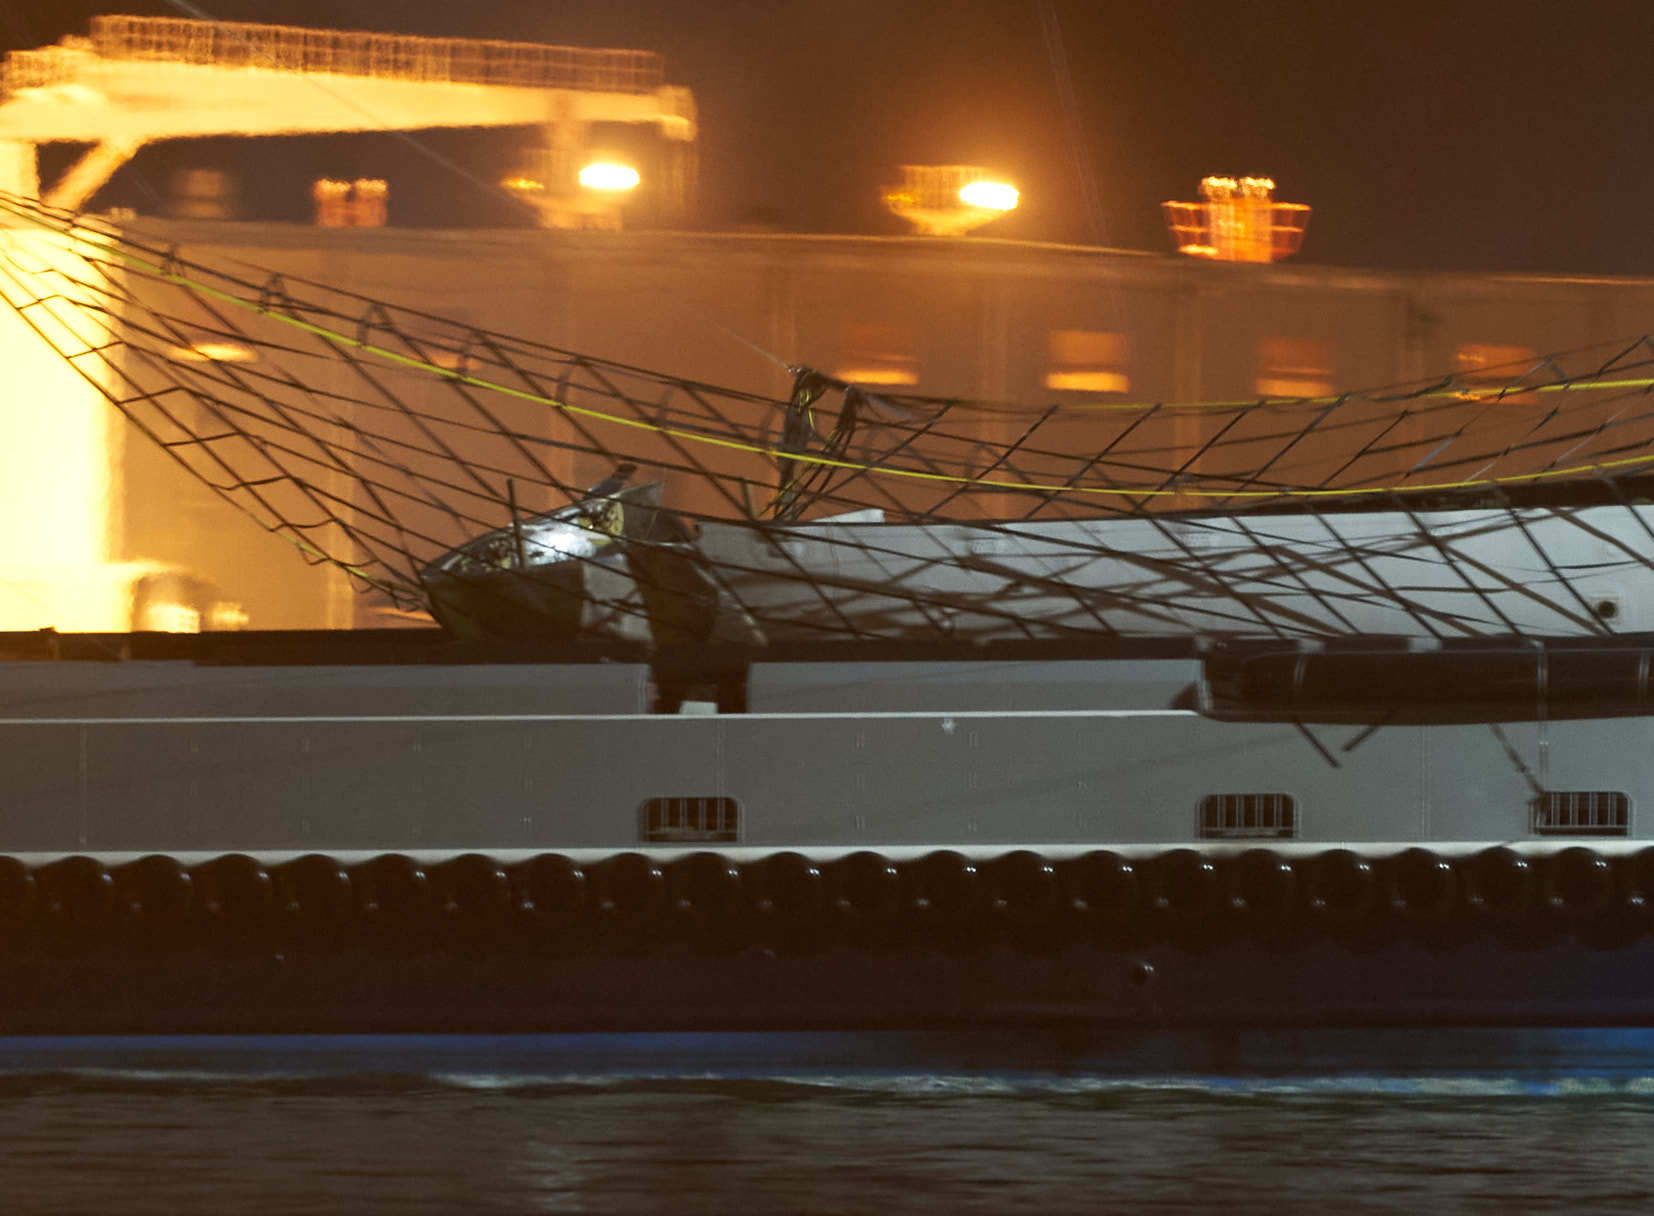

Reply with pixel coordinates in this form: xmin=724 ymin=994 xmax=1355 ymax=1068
xmin=5 ymin=0 xmax=1652 ymax=272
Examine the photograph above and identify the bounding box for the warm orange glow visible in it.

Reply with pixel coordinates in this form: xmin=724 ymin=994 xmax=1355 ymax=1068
xmin=351 ymin=178 xmax=388 ymax=226
xmin=1257 ymin=336 xmax=1335 ymax=398
xmin=312 ymin=177 xmax=350 ymax=227
xmin=310 ymin=178 xmax=387 ymax=227
xmin=2 ymin=14 xmax=694 ymax=227
xmin=832 ymin=365 xmax=920 ymax=387
xmin=1456 ymin=342 xmax=1541 ymax=401
xmin=835 ymin=322 xmax=919 ymax=386
xmin=1047 ymin=330 xmax=1130 ymax=394
xmin=884 ymin=165 xmax=1020 ymax=236
xmin=501 ymin=175 xmax=546 ymax=193
xmin=0 ymin=231 xmax=117 ymax=579
xmin=209 ymin=601 xmax=251 ymax=631
xmin=1457 ymin=343 xmax=1539 ymax=379
xmin=0 ymin=229 xmax=244 ymax=633
xmin=169 ymin=340 xmax=257 ymax=363
xmin=1163 ymin=176 xmax=1310 ymax=262
xmin=958 ymin=180 xmax=1018 ymax=211
xmin=1201 ymin=176 xmax=1276 ymax=199
xmin=137 ymin=598 xmax=202 ymax=633
xmin=578 ymin=162 xmax=640 ymax=191
xmin=1048 ymin=371 xmax=1129 ymax=392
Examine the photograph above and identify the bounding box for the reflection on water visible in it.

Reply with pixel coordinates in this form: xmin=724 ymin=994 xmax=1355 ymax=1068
xmin=6 ymin=1032 xmax=1654 ymax=1214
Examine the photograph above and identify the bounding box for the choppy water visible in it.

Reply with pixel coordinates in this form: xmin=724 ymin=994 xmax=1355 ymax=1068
xmin=8 ymin=1033 xmax=1654 ymax=1214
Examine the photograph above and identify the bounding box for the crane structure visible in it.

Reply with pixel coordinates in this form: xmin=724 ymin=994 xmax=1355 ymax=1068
xmin=0 ymin=15 xmax=697 ymax=633
xmin=0 ymin=14 xmax=698 ymax=225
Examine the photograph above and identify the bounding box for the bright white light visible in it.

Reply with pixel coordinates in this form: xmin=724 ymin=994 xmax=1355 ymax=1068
xmin=522 ymin=519 xmax=600 ymax=564
xmin=578 ymin=162 xmax=641 ymax=192
xmin=959 ymin=180 xmax=1018 ymax=211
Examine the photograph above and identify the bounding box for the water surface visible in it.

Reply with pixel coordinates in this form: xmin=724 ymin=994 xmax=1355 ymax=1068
xmin=6 ymin=1032 xmax=1654 ymax=1213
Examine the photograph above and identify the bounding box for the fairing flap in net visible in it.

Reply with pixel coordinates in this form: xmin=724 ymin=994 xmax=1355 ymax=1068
xmin=5 ymin=190 xmax=1654 ymax=648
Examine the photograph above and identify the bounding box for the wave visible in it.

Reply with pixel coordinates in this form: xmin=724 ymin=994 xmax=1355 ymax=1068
xmin=8 ymin=1029 xmax=1654 ymax=1100
xmin=5 ymin=1065 xmax=1654 ymax=1102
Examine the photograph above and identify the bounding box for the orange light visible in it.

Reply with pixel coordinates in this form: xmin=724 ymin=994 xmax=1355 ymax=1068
xmin=1163 ymin=176 xmax=1310 ymax=262
xmin=831 ymin=365 xmax=919 ymax=387
xmin=883 ymin=166 xmax=1020 ymax=236
xmin=578 ymin=162 xmax=640 ymax=191
xmin=168 ymin=340 xmax=257 ymax=363
xmin=958 ymin=180 xmax=1018 ymax=211
xmin=137 ymin=598 xmax=203 ymax=633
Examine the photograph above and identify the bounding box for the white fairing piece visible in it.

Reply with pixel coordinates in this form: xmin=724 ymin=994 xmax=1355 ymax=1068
xmin=694 ymin=504 xmax=1651 ymax=640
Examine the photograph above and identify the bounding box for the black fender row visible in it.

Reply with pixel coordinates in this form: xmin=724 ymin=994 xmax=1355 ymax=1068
xmin=0 ymin=845 xmax=1651 ymax=955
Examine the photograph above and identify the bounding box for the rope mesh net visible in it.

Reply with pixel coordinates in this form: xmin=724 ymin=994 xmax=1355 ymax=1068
xmin=5 ymin=189 xmax=1654 ymax=646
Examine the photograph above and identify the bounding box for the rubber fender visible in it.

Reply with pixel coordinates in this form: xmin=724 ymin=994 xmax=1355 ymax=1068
xmin=36 ymin=855 xmax=116 ymax=933
xmin=752 ymin=851 xmax=823 ymax=927
xmin=1619 ymin=847 xmax=1654 ymax=920
xmin=595 ymin=852 xmax=667 ymax=925
xmin=352 ymin=854 xmax=429 ymax=922
xmin=827 ymin=851 xmax=905 ymax=948
xmin=828 ymin=851 xmax=903 ymax=921
xmin=1303 ymin=849 xmax=1376 ymax=919
xmin=1383 ymin=848 xmax=1458 ymax=920
xmin=113 ymin=854 xmax=194 ymax=926
xmin=1143 ymin=848 xmax=1221 ymax=918
xmin=984 ymin=850 xmax=1059 ymax=925
xmin=1059 ymin=851 xmax=1138 ymax=916
xmin=668 ymin=851 xmax=744 ymax=920
xmin=906 ymin=850 xmax=983 ymax=923
xmin=514 ymin=854 xmax=587 ymax=926
xmin=0 ymin=856 xmax=37 ymax=932
xmin=191 ymin=853 xmax=273 ymax=925
xmin=272 ymin=853 xmax=353 ymax=927
xmin=1541 ymin=847 xmax=1616 ymax=920
xmin=1577 ymin=851 xmax=1648 ymax=951
xmin=1225 ymin=849 xmax=1297 ymax=920
xmin=1461 ymin=846 xmax=1532 ymax=919
xmin=431 ymin=853 xmax=512 ymax=926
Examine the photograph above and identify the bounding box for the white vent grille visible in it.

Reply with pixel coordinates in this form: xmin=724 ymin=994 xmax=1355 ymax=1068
xmin=640 ymin=796 xmax=741 ymax=844
xmin=1198 ymin=793 xmax=1297 ymax=839
xmin=1531 ymin=791 xmax=1630 ymax=837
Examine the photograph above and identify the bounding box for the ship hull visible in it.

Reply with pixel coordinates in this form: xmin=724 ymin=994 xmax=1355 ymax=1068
xmin=7 ymin=939 xmax=1654 ymax=1037
xmin=4 ymin=632 xmax=1654 ymax=1037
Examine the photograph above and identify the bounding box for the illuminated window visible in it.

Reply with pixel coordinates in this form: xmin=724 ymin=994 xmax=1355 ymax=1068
xmin=1046 ymin=330 xmax=1130 ymax=394
xmin=311 ymin=177 xmax=387 ymax=228
xmin=835 ymin=322 xmax=918 ymax=386
xmin=1256 ymin=337 xmax=1334 ymax=398
xmin=1455 ymin=343 xmax=1539 ymax=391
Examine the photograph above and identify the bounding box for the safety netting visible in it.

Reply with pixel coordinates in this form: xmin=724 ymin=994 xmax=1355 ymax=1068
xmin=5 ymin=189 xmax=1654 ymax=645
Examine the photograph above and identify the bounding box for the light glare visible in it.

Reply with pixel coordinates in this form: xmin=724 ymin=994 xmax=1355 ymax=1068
xmin=578 ymin=162 xmax=640 ymax=192
xmin=170 ymin=340 xmax=257 ymax=363
xmin=959 ymin=180 xmax=1018 ymax=211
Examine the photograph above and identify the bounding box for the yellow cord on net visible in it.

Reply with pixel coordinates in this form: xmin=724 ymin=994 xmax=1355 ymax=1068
xmin=9 ymin=194 xmax=1654 ymax=502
